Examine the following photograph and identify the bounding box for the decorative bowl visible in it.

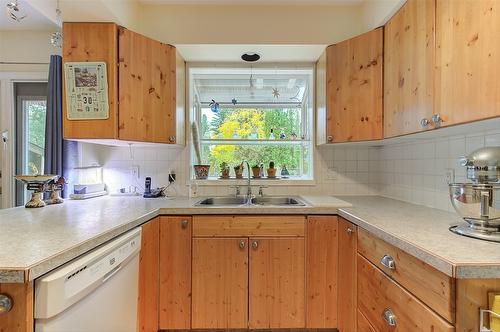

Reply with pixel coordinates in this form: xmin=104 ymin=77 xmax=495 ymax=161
xmin=449 ymin=183 xmax=500 ymax=227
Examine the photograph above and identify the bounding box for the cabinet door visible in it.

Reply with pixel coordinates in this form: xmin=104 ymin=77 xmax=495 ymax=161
xmin=192 ymin=238 xmax=248 ymax=329
xmin=62 ymin=22 xmax=119 ymax=139
xmin=384 ymin=0 xmax=435 ymax=137
xmin=357 ymin=309 xmax=378 ymax=332
xmin=326 ymin=28 xmax=383 ymax=143
xmin=137 ymin=218 xmax=159 ymax=332
xmin=435 ymin=0 xmax=500 ymax=127
xmin=118 ymin=28 xmax=177 ymax=143
xmin=159 ymin=216 xmax=191 ymax=329
xmin=337 ymin=218 xmax=357 ymax=332
xmin=306 ymin=216 xmax=338 ymax=328
xmin=249 ymin=238 xmax=305 ymax=328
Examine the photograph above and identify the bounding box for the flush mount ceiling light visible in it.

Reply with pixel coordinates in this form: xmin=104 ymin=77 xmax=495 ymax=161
xmin=6 ymin=1 xmax=27 ymax=22
xmin=241 ymin=53 xmax=261 ymax=62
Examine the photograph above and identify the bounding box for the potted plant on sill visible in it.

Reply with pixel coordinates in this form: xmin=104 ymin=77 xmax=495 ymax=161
xmin=251 ymin=164 xmax=261 ymax=178
xmin=191 ymin=122 xmax=210 ymax=179
xmin=220 ymin=162 xmax=230 ymax=179
xmin=234 ymin=162 xmax=244 ymax=179
xmin=267 ymin=161 xmax=277 ymax=178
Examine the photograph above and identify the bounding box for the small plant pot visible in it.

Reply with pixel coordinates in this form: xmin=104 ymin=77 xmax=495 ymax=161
xmin=193 ymin=164 xmax=210 ymax=179
xmin=234 ymin=169 xmax=244 ymax=179
xmin=267 ymin=168 xmax=277 ymax=178
xmin=220 ymin=170 xmax=230 ymax=179
xmin=252 ymin=167 xmax=261 ymax=178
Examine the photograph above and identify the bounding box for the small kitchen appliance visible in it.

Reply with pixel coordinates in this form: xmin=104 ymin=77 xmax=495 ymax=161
xmin=449 ymin=147 xmax=500 ymax=242
xmin=143 ymin=177 xmax=162 ymax=198
xmin=14 ymin=174 xmax=58 ymax=208
xmin=69 ymin=166 xmax=107 ymax=200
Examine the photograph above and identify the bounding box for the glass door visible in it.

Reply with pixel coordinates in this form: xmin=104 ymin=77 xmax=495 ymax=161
xmin=14 ymin=82 xmax=48 ymax=206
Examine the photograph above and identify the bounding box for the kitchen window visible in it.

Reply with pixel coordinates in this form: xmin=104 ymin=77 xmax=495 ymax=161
xmin=189 ymin=65 xmax=314 ymax=181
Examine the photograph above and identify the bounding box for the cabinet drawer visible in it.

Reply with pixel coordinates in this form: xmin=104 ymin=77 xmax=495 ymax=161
xmin=193 ymin=215 xmax=305 ymax=237
xmin=358 ymin=254 xmax=454 ymax=332
xmin=357 ymin=228 xmax=455 ymax=322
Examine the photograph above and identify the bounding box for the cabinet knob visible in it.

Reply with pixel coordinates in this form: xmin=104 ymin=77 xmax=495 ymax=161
xmin=251 ymin=240 xmax=259 ymax=249
xmin=420 ymin=118 xmax=430 ymax=128
xmin=0 ymin=294 xmax=13 ymax=314
xmin=431 ymin=114 xmax=442 ymax=127
xmin=239 ymin=240 xmax=246 ymax=249
xmin=180 ymin=219 xmax=189 ymax=229
xmin=346 ymin=228 xmax=354 ymax=235
xmin=169 ymin=136 xmax=176 ymax=143
xmin=382 ymin=308 xmax=397 ymax=326
xmin=327 ymin=135 xmax=333 ymax=142
xmin=380 ymin=254 xmax=396 ymax=270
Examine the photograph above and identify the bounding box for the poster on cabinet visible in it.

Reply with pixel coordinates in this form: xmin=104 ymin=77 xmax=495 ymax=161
xmin=64 ymin=62 xmax=109 ymax=120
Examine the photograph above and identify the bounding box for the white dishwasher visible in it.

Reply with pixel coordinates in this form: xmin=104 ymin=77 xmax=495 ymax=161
xmin=34 ymin=228 xmax=141 ymax=332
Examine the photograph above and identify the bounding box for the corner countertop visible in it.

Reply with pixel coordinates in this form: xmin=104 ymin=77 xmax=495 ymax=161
xmin=1 ymin=194 xmax=499 ymax=283
xmin=0 ymin=195 xmax=349 ymax=283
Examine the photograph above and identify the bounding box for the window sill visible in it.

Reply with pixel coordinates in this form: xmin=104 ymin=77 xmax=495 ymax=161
xmin=191 ymin=178 xmax=316 ymax=186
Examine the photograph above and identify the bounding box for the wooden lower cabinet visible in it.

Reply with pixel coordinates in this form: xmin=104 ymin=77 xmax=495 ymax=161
xmin=159 ymin=216 xmax=192 ymax=329
xmin=249 ymin=237 xmax=305 ymax=328
xmin=357 ymin=309 xmax=377 ymax=332
xmin=357 ymin=254 xmax=454 ymax=331
xmin=137 ymin=218 xmax=159 ymax=332
xmin=338 ymin=218 xmax=357 ymax=332
xmin=192 ymin=238 xmax=249 ymax=329
xmin=0 ymin=282 xmax=34 ymax=332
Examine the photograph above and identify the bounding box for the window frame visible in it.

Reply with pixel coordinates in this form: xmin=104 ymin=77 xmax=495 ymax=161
xmin=188 ymin=63 xmax=315 ymax=185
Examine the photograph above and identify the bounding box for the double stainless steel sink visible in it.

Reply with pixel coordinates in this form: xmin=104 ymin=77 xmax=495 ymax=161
xmin=194 ymin=196 xmax=307 ymax=207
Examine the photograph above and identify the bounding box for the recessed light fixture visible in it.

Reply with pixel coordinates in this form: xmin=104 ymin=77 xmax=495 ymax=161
xmin=241 ymin=53 xmax=261 ymax=62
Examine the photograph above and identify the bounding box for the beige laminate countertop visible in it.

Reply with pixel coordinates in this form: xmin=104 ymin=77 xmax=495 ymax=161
xmin=0 ymin=195 xmax=499 ymax=283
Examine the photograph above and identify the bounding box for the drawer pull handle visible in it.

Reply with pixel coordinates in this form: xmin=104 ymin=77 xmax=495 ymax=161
xmin=239 ymin=240 xmax=246 ymax=249
xmin=346 ymin=227 xmax=354 ymax=235
xmin=252 ymin=241 xmax=259 ymax=249
xmin=382 ymin=308 xmax=396 ymax=326
xmin=380 ymin=254 xmax=396 ymax=269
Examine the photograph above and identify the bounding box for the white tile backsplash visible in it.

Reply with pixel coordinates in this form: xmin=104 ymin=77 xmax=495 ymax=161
xmin=80 ymin=124 xmax=500 ymax=212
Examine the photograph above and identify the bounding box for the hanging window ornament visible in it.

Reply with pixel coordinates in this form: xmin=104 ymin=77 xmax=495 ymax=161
xmin=209 ymin=99 xmax=220 ymax=113
xmin=50 ymin=1 xmax=63 ymax=48
xmin=290 ymin=85 xmax=301 ymax=101
xmin=249 ymin=65 xmax=255 ymax=89
xmin=231 ymin=98 xmax=237 ymax=105
xmin=272 ymin=87 xmax=280 ymax=99
xmin=6 ymin=1 xmax=27 ymax=22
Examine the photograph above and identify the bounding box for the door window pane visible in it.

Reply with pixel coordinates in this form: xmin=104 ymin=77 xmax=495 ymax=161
xmin=24 ymin=100 xmax=47 ymax=175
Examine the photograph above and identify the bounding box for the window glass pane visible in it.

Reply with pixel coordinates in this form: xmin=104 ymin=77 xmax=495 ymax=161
xmin=200 ymin=143 xmax=309 ymax=178
xmin=24 ymin=100 xmax=47 ymax=175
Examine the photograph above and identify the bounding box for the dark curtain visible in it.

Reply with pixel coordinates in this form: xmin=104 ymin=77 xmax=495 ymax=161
xmin=44 ymin=55 xmax=78 ymax=197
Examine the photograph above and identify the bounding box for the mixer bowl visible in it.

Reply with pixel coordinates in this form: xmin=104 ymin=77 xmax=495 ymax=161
xmin=449 ymin=183 xmax=500 ymax=228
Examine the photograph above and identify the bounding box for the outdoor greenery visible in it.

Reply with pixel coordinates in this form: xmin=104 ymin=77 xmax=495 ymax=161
xmin=199 ymin=108 xmax=309 ymax=177
xmin=26 ymin=101 xmax=46 ymax=175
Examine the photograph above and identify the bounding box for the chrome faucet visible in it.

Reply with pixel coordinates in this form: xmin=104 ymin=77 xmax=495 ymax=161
xmin=243 ymin=160 xmax=253 ymax=205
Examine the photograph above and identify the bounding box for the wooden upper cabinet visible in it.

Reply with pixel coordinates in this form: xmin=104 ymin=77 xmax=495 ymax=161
xmin=384 ymin=0 xmax=436 ymax=138
xmin=317 ymin=27 xmax=383 ymax=144
xmin=62 ymin=22 xmax=119 ymax=139
xmin=249 ymin=238 xmax=305 ymax=329
xmin=435 ymin=0 xmax=500 ymax=127
xmin=118 ymin=28 xmax=177 ymax=143
xmin=62 ymin=22 xmax=185 ymax=145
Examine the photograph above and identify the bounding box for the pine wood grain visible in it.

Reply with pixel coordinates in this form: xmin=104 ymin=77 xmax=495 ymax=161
xmin=137 ymin=218 xmax=159 ymax=332
xmin=249 ymin=238 xmax=305 ymax=329
xmin=337 ymin=218 xmax=357 ymax=332
xmin=192 ymin=215 xmax=306 ymax=237
xmin=326 ymin=27 xmax=383 ymax=143
xmin=0 ymin=282 xmax=33 ymax=332
xmin=384 ymin=0 xmax=436 ymax=137
xmin=357 ymin=254 xmax=454 ymax=332
xmin=192 ymin=238 xmax=248 ymax=329
xmin=357 ymin=228 xmax=455 ymax=323
xmin=159 ymin=216 xmax=192 ymax=329
xmin=305 ymin=216 xmax=338 ymax=328
xmin=118 ymin=27 xmax=177 ymax=143
xmin=62 ymin=22 xmax=119 ymax=139
xmin=435 ymin=0 xmax=500 ymax=127
xmin=357 ymin=309 xmax=377 ymax=332
xmin=455 ymin=278 xmax=500 ymax=332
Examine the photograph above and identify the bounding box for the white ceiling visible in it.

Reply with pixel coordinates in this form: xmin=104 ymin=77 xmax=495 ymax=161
xmin=140 ymin=0 xmax=363 ymax=4
xmin=0 ymin=0 xmax=57 ymax=30
xmin=177 ymin=44 xmax=326 ymax=63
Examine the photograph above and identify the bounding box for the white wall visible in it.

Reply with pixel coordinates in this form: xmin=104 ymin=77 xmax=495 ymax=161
xmin=361 ymin=0 xmax=405 ymax=30
xmin=138 ymin=4 xmax=365 ymax=45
